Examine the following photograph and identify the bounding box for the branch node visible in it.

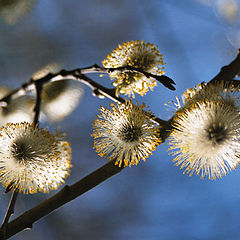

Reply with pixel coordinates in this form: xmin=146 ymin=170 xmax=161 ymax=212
xmin=25 ymin=224 xmax=32 ymax=230
xmin=92 ymin=89 xmax=105 ymax=99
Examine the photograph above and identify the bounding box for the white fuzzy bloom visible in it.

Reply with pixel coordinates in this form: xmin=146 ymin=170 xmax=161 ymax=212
xmin=169 ymin=93 xmax=240 ymax=179
xmin=102 ymin=40 xmax=165 ymax=97
xmin=0 ymin=122 xmax=71 ymax=193
xmin=41 ymin=80 xmax=84 ymax=123
xmin=92 ymin=99 xmax=161 ymax=167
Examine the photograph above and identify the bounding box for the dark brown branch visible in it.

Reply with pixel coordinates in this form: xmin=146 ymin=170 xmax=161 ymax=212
xmin=74 ymin=73 xmax=171 ymax=127
xmin=80 ymin=64 xmax=176 ymax=90
xmin=5 ymin=161 xmax=124 ymax=239
xmin=209 ymin=49 xmax=240 ymax=84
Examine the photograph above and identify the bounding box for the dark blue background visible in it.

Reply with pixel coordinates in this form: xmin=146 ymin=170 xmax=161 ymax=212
xmin=0 ymin=0 xmax=240 ymax=239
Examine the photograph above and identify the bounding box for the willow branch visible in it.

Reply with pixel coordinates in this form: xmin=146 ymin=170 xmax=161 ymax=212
xmin=0 ymin=68 xmax=172 ymax=127
xmin=1 ymin=51 xmax=240 ymax=239
xmin=74 ymin=73 xmax=171 ymax=127
xmin=209 ymin=49 xmax=240 ymax=85
xmin=80 ymin=64 xmax=176 ymax=90
xmin=5 ymin=161 xmax=124 ymax=239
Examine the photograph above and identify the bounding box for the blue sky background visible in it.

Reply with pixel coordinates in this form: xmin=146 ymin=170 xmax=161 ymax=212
xmin=1 ymin=0 xmax=240 ymax=239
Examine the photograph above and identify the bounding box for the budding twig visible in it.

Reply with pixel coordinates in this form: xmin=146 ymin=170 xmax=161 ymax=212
xmin=0 ymin=66 xmax=172 ymax=127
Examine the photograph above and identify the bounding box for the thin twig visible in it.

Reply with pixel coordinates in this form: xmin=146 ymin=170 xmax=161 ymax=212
xmin=80 ymin=64 xmax=176 ymax=90
xmin=0 ymin=65 xmax=175 ymax=106
xmin=73 ymin=73 xmax=171 ymax=127
xmin=0 ymin=190 xmax=19 ymax=240
xmin=0 ymin=68 xmax=172 ymax=127
xmin=33 ymin=81 xmax=43 ymax=126
xmin=1 ymin=191 xmax=19 ymax=227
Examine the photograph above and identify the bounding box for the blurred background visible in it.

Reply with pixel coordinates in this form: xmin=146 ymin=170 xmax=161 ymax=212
xmin=0 ymin=0 xmax=240 ymax=239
